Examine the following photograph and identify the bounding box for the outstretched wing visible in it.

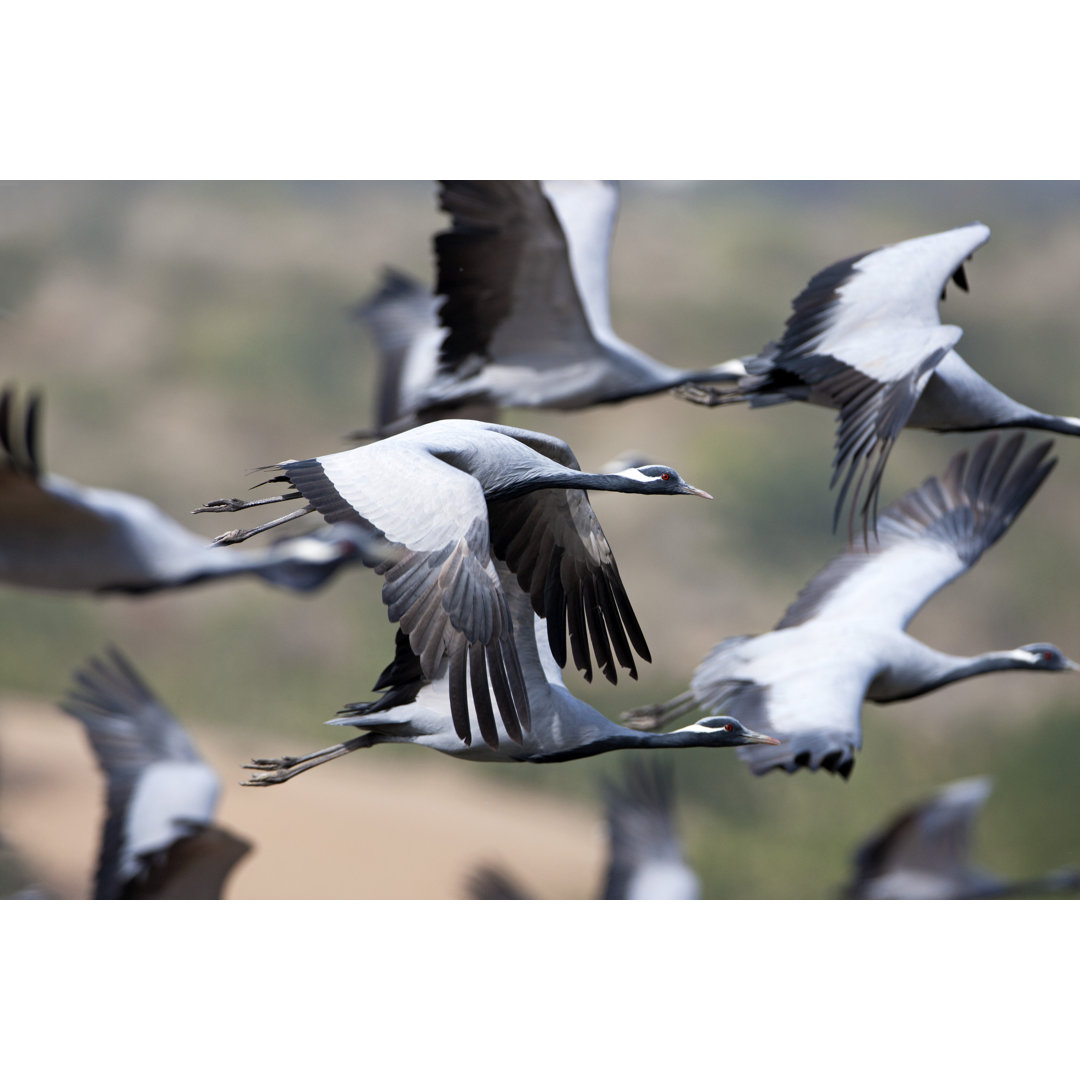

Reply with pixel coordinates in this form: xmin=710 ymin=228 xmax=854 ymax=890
xmin=280 ymin=435 xmax=529 ymax=750
xmin=776 ymin=433 xmax=1056 ymax=633
xmin=59 ymin=649 xmax=219 ymax=899
xmin=434 ymin=181 xmax=617 ymax=374
xmin=748 ymin=223 xmax=991 ymax=531
xmin=481 ymin=423 xmax=650 ymax=686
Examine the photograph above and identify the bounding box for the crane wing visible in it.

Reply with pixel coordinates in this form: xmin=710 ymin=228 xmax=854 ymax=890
xmin=434 ymin=181 xmax=609 ymax=374
xmin=748 ymin=222 xmax=991 ymax=530
xmin=352 ymin=268 xmax=443 ymax=431
xmin=59 ymin=649 xmax=219 ymax=900
xmin=847 ymin=776 xmax=993 ymax=897
xmin=690 ymin=633 xmax=874 ymax=778
xmin=281 ymin=439 xmax=530 ymax=750
xmin=776 ymin=433 xmax=1056 ymax=633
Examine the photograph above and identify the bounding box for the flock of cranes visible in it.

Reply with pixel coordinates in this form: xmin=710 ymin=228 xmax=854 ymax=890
xmin=1 ymin=180 xmax=1077 ymax=899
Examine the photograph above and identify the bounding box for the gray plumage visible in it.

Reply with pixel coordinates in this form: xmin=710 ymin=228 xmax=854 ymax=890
xmin=363 ymin=181 xmax=741 ymax=429
xmin=350 ymin=268 xmax=498 ymax=439
xmin=847 ymin=777 xmax=1080 ymax=899
xmin=198 ymin=417 xmax=713 ymax=748
xmin=626 ymin=434 xmax=1076 ymax=778
xmin=0 ymin=387 xmax=385 ymax=594
xmin=241 ymin=562 xmax=778 ymax=785
xmin=59 ymin=648 xmax=251 ymax=900
xmin=678 ymin=223 xmax=1080 ymax=533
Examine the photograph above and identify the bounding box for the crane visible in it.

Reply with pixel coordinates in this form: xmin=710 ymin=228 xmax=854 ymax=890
xmin=846 ymin=776 xmax=1080 ymax=899
xmin=240 ymin=561 xmax=777 ymax=784
xmin=626 ymin=433 xmax=1076 ymax=778
xmin=0 ymin=387 xmax=386 ymax=594
xmin=196 ymin=417 xmax=713 ymax=745
xmin=677 ymin=223 xmax=1080 ymax=534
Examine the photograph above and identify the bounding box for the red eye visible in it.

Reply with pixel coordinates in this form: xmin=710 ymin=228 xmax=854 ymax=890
xmin=661 ymin=472 xmax=670 ymax=480
xmin=724 ymin=722 xmax=734 ymax=732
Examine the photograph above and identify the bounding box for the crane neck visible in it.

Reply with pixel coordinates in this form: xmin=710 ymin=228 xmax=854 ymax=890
xmin=485 ymin=466 xmax=666 ymax=501
xmin=1012 ymin=412 xmax=1080 ymax=437
xmin=525 ymin=726 xmax=741 ymax=763
xmin=873 ymin=648 xmax=1037 ymax=702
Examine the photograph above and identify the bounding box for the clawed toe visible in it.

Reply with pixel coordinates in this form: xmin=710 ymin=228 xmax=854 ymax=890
xmin=194 ymin=498 xmax=250 ymax=514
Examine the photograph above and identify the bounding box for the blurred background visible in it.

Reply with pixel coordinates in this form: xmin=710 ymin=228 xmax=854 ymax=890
xmin=1 ymin=180 xmax=1077 ymax=899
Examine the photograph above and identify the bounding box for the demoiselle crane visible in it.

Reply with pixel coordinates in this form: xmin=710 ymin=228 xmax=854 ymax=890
xmin=60 ymin=648 xmax=252 ymax=899
xmin=625 ymin=434 xmax=1077 ymax=778
xmin=363 ymin=181 xmax=742 ymax=430
xmin=677 ymin=223 xmax=1080 ymax=533
xmin=197 ymin=418 xmax=714 ymax=746
xmin=241 ymin=562 xmax=777 ymax=784
xmin=0 ymin=388 xmax=386 ymax=594
xmin=846 ymin=776 xmax=1080 ymax=899
xmin=467 ymin=760 xmax=700 ymax=900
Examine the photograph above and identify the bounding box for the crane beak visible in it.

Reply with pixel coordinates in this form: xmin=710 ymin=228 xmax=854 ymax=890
xmin=679 ymin=482 xmax=713 ymax=500
xmin=745 ymin=731 xmax=781 ymax=746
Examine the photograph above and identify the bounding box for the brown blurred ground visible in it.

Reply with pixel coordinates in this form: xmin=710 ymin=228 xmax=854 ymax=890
xmin=0 ymin=700 xmax=600 ymax=899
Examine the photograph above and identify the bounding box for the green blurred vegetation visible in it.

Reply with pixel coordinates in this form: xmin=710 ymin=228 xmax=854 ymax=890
xmin=1 ymin=180 xmax=1078 ymax=898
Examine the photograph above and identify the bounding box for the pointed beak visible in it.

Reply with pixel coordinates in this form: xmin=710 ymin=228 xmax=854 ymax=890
xmin=679 ymin=482 xmax=713 ymax=500
xmin=1066 ymin=658 xmax=1080 ymax=672
xmin=746 ymin=731 xmax=781 ymax=746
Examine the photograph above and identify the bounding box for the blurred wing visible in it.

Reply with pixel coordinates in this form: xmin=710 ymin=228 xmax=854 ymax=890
xmin=0 ymin=386 xmax=239 ymax=592
xmin=602 ymin=760 xmax=699 ymax=900
xmin=59 ymin=649 xmax=216 ymax=899
xmin=434 ymin=181 xmax=607 ymax=373
xmin=352 ymin=267 xmax=443 ymax=430
xmin=124 ymin=825 xmax=252 ymax=900
xmin=777 ymin=434 xmax=1056 ymax=632
xmin=848 ymin=776 xmax=993 ymax=895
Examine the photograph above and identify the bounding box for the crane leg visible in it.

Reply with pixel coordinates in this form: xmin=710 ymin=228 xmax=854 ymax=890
xmin=241 ymin=734 xmax=377 ymax=785
xmin=209 ymin=505 xmax=316 ymax=546
xmin=194 ymin=489 xmax=305 ymax=514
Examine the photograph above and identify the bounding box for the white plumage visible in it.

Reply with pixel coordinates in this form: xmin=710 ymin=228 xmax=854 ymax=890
xmin=679 ymin=223 xmax=1080 ymax=532
xmin=627 ymin=434 xmax=1076 ymax=778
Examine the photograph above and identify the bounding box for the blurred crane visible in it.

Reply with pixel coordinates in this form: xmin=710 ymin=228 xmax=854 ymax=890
xmin=349 ymin=268 xmax=497 ymax=439
xmin=0 ymin=388 xmax=386 ymax=594
xmin=626 ymin=434 xmax=1077 ymax=778
xmin=678 ymin=223 xmax=1080 ymax=534
xmin=360 ymin=181 xmax=742 ymax=433
xmin=60 ymin=648 xmax=251 ymax=899
xmin=846 ymin=776 xmax=1080 ymax=899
